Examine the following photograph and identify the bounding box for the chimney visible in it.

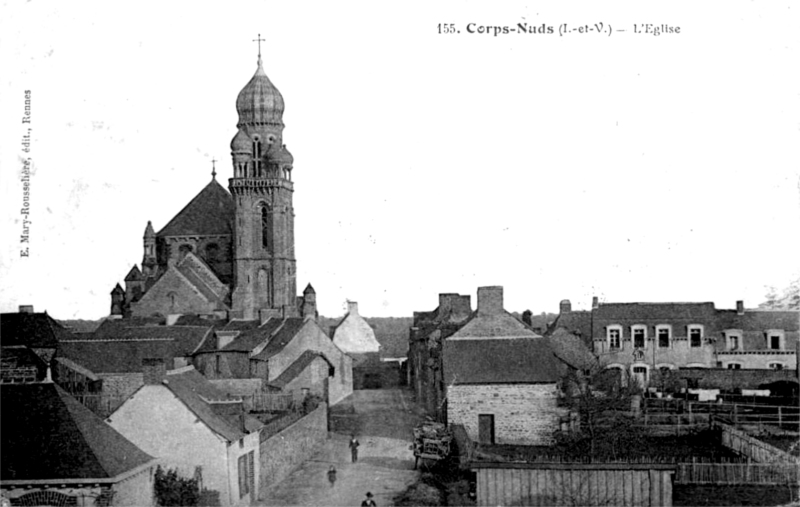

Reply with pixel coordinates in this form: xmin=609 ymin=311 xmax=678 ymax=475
xmin=438 ymin=294 xmax=456 ymax=316
xmin=142 ymin=358 xmax=166 ymax=385
xmin=522 ymin=310 xmax=533 ymax=326
xmin=477 ymin=286 xmax=504 ymax=317
xmin=736 ymin=300 xmax=744 ymax=315
xmin=592 ymin=296 xmax=599 ymax=310
xmin=302 ymin=284 xmax=317 ymax=321
xmin=18 ymin=305 xmax=34 ymax=314
xmin=347 ymin=301 xmax=359 ymax=316
xmin=560 ymin=299 xmax=572 ymax=314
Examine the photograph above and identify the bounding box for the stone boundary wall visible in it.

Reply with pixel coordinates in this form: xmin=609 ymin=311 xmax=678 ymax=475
xmin=258 ymin=403 xmax=328 ymax=499
xmin=714 ymin=419 xmax=799 ymax=464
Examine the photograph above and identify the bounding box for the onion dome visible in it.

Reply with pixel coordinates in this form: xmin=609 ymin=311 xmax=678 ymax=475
xmin=269 ymin=144 xmax=293 ymax=166
xmin=230 ymin=129 xmax=252 ymax=153
xmin=236 ymin=57 xmax=284 ymax=127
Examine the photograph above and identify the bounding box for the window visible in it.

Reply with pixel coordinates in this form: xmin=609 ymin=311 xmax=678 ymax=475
xmin=769 ymin=363 xmax=784 ymax=370
xmin=261 ymin=206 xmax=270 ymax=249
xmin=727 ymin=363 xmax=741 ymax=370
xmin=657 ymin=326 xmax=671 ymax=348
xmin=607 ymin=326 xmax=621 ymax=349
xmin=689 ymin=326 xmax=703 ymax=347
xmin=215 ymin=354 xmax=221 ymax=375
xmin=725 ymin=331 xmax=742 ymax=351
xmin=237 ymin=451 xmax=254 ymax=499
xmin=632 ymin=326 xmax=646 ymax=349
xmin=766 ymin=330 xmax=784 ymax=350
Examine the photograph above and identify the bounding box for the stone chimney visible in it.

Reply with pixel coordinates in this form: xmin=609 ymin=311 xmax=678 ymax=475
xmin=560 ymin=299 xmax=572 ymax=314
xmin=347 ymin=301 xmax=359 ymax=316
xmin=18 ymin=305 xmax=34 ymax=314
xmin=477 ymin=286 xmax=504 ymax=317
xmin=142 ymin=358 xmax=166 ymax=385
xmin=438 ymin=293 xmax=456 ymax=316
xmin=592 ymin=296 xmax=599 ymax=310
xmin=736 ymin=300 xmax=744 ymax=315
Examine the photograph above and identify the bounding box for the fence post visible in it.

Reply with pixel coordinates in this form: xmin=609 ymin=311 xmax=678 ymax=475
xmin=777 ymin=406 xmax=782 ymax=428
xmin=688 ymin=402 xmax=693 ymax=426
xmin=733 ymin=404 xmax=738 ymax=427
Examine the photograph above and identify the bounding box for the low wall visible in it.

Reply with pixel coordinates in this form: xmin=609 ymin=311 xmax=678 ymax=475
xmin=663 ymin=368 xmax=798 ymax=391
xmin=258 ymin=403 xmax=328 ymax=499
xmin=471 ymin=462 xmax=675 ymax=507
xmin=714 ymin=420 xmax=799 ymax=464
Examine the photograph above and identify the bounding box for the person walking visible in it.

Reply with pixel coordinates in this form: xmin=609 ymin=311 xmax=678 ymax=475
xmin=360 ymin=491 xmax=377 ymax=507
xmin=327 ymin=465 xmax=337 ymax=487
xmin=349 ymin=434 xmax=360 ymax=463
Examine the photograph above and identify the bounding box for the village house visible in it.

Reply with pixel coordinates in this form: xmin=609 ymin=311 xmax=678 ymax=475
xmin=330 ymin=301 xmax=381 ymax=354
xmin=0 ymin=305 xmax=70 ymax=383
xmin=549 ymin=297 xmax=799 ymax=391
xmin=408 ymin=293 xmax=473 ymax=419
xmin=107 ymin=363 xmax=263 ymax=507
xmin=0 ymin=382 xmax=156 ymax=507
xmin=443 ymin=286 xmax=567 ymax=445
xmin=56 ymin=319 xmax=215 ymax=415
xmin=193 ymin=311 xmax=353 ymax=405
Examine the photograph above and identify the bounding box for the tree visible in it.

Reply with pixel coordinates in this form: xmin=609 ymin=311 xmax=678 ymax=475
xmin=759 ymin=277 xmax=800 ymax=310
xmin=557 ymin=365 xmax=646 ymax=460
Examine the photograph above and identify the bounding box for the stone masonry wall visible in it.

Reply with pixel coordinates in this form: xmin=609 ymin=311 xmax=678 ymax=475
xmin=258 ymin=402 xmax=328 ymax=499
xmin=99 ymin=372 xmax=143 ymax=409
xmin=653 ymin=367 xmax=799 ymax=391
xmin=448 ymin=384 xmax=564 ymax=445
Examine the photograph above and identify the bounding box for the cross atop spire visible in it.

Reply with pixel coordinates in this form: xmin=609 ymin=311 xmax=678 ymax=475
xmin=253 ymin=33 xmax=265 ymax=64
xmin=211 ymin=157 xmax=217 ymax=179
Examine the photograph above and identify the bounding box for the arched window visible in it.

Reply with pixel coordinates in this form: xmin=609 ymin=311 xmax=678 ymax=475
xmin=261 ymin=205 xmax=271 ymax=250
xmin=178 ymin=244 xmax=193 ymax=259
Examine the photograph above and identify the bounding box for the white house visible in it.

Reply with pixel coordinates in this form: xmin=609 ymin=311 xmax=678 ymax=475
xmin=331 ymin=301 xmax=381 ymax=354
xmin=107 ymin=363 xmax=262 ymax=507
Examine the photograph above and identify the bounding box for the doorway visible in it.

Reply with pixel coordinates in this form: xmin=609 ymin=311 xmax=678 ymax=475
xmin=478 ymin=414 xmax=495 ymax=444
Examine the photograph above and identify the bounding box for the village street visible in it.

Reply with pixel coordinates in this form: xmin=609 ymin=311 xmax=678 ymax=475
xmin=259 ymin=388 xmax=428 ymax=507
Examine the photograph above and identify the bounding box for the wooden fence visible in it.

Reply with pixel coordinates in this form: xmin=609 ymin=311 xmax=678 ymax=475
xmin=72 ymin=393 xmax=126 ymax=418
xmin=713 ymin=419 xmax=799 ymax=464
xmin=675 ymin=461 xmax=799 ymax=485
xmin=471 ymin=462 xmax=675 ymax=507
xmin=643 ymin=398 xmax=800 ymax=433
xmin=247 ymin=392 xmax=296 ymax=413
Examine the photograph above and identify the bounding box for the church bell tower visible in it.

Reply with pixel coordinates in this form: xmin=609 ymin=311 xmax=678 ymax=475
xmin=229 ymin=41 xmax=296 ymax=320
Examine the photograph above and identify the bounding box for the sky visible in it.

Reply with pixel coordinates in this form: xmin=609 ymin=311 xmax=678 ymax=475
xmin=1 ymin=1 xmax=798 ymax=320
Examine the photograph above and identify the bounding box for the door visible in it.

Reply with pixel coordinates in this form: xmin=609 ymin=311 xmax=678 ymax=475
xmin=478 ymin=414 xmax=495 ymax=444
xmin=632 ymin=366 xmax=648 ymax=388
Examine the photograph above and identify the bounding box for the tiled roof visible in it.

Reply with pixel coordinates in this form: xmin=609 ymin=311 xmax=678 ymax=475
xmin=163 ymin=368 xmax=262 ymax=441
xmin=443 ymin=337 xmax=561 ymax=385
xmin=0 ymin=383 xmax=154 ymax=481
xmin=0 ymin=312 xmax=74 ymax=349
xmin=269 ymin=350 xmax=332 ymax=389
xmin=157 ymin=178 xmax=234 ymax=238
xmin=91 ymin=321 xmax=213 ymax=355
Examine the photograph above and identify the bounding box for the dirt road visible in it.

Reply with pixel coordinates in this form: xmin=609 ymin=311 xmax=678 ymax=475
xmin=258 ymin=389 xmax=427 ymax=506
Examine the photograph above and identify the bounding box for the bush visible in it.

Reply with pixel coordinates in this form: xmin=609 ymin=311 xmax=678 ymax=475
xmin=154 ymin=466 xmax=220 ymax=507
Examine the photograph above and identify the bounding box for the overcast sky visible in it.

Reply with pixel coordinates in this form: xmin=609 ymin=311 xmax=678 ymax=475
xmin=1 ymin=1 xmax=798 ymax=320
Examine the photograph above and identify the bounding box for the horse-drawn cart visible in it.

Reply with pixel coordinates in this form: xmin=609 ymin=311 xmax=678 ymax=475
xmin=412 ymin=420 xmax=453 ymax=468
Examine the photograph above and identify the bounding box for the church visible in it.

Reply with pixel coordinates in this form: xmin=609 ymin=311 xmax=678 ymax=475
xmin=111 ymin=50 xmax=308 ymax=322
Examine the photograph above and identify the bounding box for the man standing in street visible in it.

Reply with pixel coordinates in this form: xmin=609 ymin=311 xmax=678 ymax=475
xmin=360 ymin=491 xmax=376 ymax=507
xmin=349 ymin=434 xmax=360 ymax=463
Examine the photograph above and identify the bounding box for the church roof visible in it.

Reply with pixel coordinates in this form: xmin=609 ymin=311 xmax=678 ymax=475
xmin=0 ymin=383 xmax=154 ymax=482
xmin=157 ymin=178 xmax=234 ymax=238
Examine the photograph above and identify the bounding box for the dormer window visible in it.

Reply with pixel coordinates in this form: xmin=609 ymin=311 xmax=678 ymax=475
xmin=688 ymin=325 xmax=703 ymax=347
xmin=607 ymin=325 xmax=622 ymax=350
xmin=766 ymin=330 xmax=784 ymax=350
xmin=632 ymin=325 xmax=646 ymax=349
xmin=725 ymin=330 xmax=742 ymax=351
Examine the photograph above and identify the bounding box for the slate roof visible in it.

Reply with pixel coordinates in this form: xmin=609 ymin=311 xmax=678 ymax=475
xmin=593 ymin=302 xmax=717 ymax=322
xmin=58 ymin=322 xmax=213 ymax=373
xmin=157 ymin=178 xmax=234 ymax=238
xmin=0 ymin=311 xmax=74 ymax=349
xmin=443 ymin=337 xmax=561 ymax=385
xmin=548 ymin=328 xmax=598 ymax=370
xmin=547 ymin=310 xmax=593 ymax=346
xmin=163 ymin=368 xmax=262 ymax=442
xmin=269 ymin=350 xmax=333 ymax=389
xmin=449 ymin=311 xmax=534 ymax=339
xmin=716 ymin=309 xmax=800 ymax=331
xmin=0 ymin=383 xmax=154 ymax=482
xmin=253 ymin=318 xmax=308 ymax=360
xmin=221 ymin=318 xmax=285 ymax=353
